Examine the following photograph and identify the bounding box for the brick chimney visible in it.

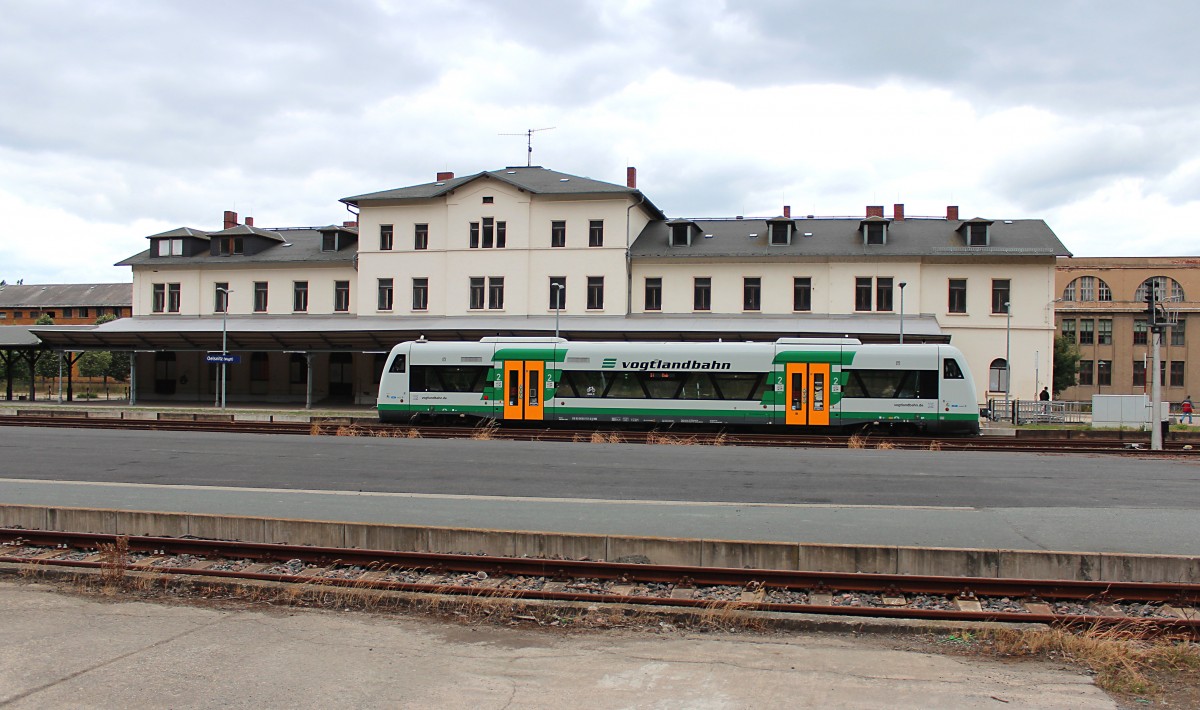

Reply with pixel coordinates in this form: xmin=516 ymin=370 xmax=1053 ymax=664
xmin=783 ymin=205 xmax=791 ymax=218
xmin=436 ymin=171 xmax=454 ymax=181
xmin=866 ymin=205 xmax=884 ymax=218
xmin=245 ymin=216 xmax=254 ymax=227
xmin=946 ymin=205 xmax=959 ymax=221
xmin=626 ymin=166 xmax=637 ymax=189
xmin=343 ymin=220 xmax=358 ymax=228
xmin=223 ymin=210 xmax=238 ymax=229
xmin=893 ymin=204 xmax=904 ymax=221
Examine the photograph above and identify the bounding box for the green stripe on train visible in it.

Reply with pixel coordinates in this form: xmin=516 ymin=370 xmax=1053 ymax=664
xmin=492 ymin=348 xmax=568 ymax=362
xmin=772 ymin=350 xmax=857 ymax=365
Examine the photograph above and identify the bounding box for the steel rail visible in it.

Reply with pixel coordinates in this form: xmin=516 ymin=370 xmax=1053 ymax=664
xmin=0 ymin=414 xmax=1194 ymax=454
xmin=3 ymin=530 xmax=1198 ymax=634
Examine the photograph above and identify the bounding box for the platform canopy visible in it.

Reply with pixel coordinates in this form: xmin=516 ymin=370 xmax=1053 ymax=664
xmin=28 ymin=314 xmax=948 ymax=352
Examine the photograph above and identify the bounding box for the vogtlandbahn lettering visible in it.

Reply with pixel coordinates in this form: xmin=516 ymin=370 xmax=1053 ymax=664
xmin=620 ymin=360 xmax=732 ymax=371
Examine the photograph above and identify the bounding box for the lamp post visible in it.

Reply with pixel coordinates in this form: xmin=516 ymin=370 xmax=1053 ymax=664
xmin=898 ymin=282 xmax=907 ymax=344
xmin=552 ymin=282 xmax=564 ymax=338
xmin=216 ymin=287 xmax=231 ymax=409
xmin=1004 ymin=300 xmax=1012 ymax=406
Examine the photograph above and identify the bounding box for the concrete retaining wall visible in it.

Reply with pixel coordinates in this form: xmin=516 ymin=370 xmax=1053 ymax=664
xmin=2 ymin=504 xmax=1196 ymax=583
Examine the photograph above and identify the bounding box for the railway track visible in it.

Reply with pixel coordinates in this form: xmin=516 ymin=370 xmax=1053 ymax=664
xmin=2 ymin=529 xmax=1197 ymax=636
xmin=0 ymin=413 xmax=1195 ymax=454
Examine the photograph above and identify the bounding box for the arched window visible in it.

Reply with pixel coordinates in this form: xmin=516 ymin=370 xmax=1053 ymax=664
xmin=1135 ymin=276 xmax=1185 ymax=303
xmin=988 ymin=358 xmax=1008 ymax=392
xmin=1062 ymin=276 xmax=1112 ymax=302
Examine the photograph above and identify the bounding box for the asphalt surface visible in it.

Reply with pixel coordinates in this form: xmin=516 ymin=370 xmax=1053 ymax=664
xmin=1 ymin=426 xmax=1198 ymax=554
xmin=0 ymin=427 xmax=1195 ymax=508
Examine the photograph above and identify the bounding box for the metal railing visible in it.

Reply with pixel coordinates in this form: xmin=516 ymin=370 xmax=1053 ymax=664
xmin=986 ymin=399 xmax=1090 ymax=425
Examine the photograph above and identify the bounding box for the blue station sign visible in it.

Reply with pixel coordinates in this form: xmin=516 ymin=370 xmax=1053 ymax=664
xmin=205 ymin=352 xmax=241 ymax=364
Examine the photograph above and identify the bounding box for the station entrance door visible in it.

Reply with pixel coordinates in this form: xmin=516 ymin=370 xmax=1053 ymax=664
xmin=502 ymin=360 xmax=545 ymax=421
xmin=784 ymin=362 xmax=830 ymax=426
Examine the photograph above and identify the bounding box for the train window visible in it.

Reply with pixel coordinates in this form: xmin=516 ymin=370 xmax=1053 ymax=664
xmin=942 ymin=358 xmax=964 ymax=379
xmin=643 ymin=371 xmax=686 ymax=398
xmin=388 ymin=355 xmax=407 ymax=374
xmin=606 ymin=372 xmax=648 ymax=399
xmin=409 ymin=365 xmax=489 ymax=393
xmin=844 ymin=369 xmax=938 ymax=399
xmin=711 ymin=373 xmax=767 ymax=401
xmin=812 ymin=373 xmax=825 ymax=411
xmin=677 ymin=373 xmax=721 ymax=400
xmin=508 ymin=369 xmax=520 ymax=406
xmin=558 ymin=370 xmax=610 ymax=397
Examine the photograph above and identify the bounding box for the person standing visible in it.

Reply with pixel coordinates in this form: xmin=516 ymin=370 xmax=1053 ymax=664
xmin=1039 ymin=387 xmax=1050 ymax=402
xmin=1182 ymin=395 xmax=1194 ymax=425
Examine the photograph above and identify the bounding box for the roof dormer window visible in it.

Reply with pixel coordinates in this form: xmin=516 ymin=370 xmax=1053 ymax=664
xmin=957 ymin=218 xmax=994 ymax=247
xmin=767 ymin=218 xmax=793 ymax=246
xmin=322 ymin=233 xmax=338 ymax=251
xmin=861 ymin=218 xmax=888 ymax=246
xmin=155 ymin=238 xmax=183 ymax=256
xmin=668 ymin=220 xmax=695 ymax=247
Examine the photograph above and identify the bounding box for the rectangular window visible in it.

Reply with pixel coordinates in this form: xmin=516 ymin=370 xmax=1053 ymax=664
xmin=1097 ymin=360 xmax=1112 ymax=386
xmin=482 ymin=217 xmax=494 ymax=248
xmin=588 ymin=220 xmax=604 ymax=247
xmin=967 ymin=223 xmax=988 ymax=246
xmin=1061 ymin=319 xmax=1076 ymax=344
xmin=855 ymin=278 xmax=873 ymax=311
xmin=991 ymin=279 xmax=1010 ymax=314
xmin=1079 ymin=318 xmax=1094 ymax=345
xmin=469 ymin=277 xmax=485 ymax=310
xmin=1078 ymin=359 xmax=1094 ymax=386
xmin=1172 ymin=317 xmax=1185 ymax=347
xmin=378 ymin=278 xmax=394 ymax=311
xmin=79 ymin=307 xmax=88 ymax=318
xmin=1079 ymin=276 xmax=1095 ymax=302
xmin=793 ymin=277 xmax=812 ymax=312
xmin=152 ymin=284 xmax=165 ymax=313
xmin=549 ymin=277 xmax=566 ymax=310
xmin=1171 ymin=361 xmax=1185 ymax=388
xmin=469 ymin=222 xmax=479 ymax=249
xmin=322 ymin=233 xmax=337 ymax=252
xmin=1133 ymin=360 xmax=1146 ymax=387
xmin=1134 ymin=319 xmax=1148 ymax=345
xmin=865 ymin=222 xmax=885 ymax=245
xmin=215 ymin=283 xmax=229 ymax=313
xmin=488 ymin=277 xmax=504 ymax=310
xmin=875 ymin=277 xmax=893 ymax=312
xmin=412 ymin=278 xmax=428 ymax=311
xmin=644 ymin=277 xmax=662 ymax=311
xmin=1098 ymin=319 xmax=1112 ymax=345
xmin=167 ymin=283 xmax=181 ymax=313
xmin=551 ymin=220 xmax=566 ymax=248
xmin=693 ymin=277 xmax=711 ymax=311
xmin=587 ymin=276 xmax=604 ymax=310
xmin=292 ymin=281 xmax=308 ymax=312
xmin=496 ymin=221 xmax=506 ymax=248
xmin=414 ymin=224 xmax=428 ymax=250
xmin=380 ymin=224 xmax=393 ymax=251
xmin=743 ymin=277 xmax=761 ymax=311
xmin=948 ymin=279 xmax=967 ymax=314
xmin=254 ymin=282 xmax=268 ymax=313
xmin=334 ymin=281 xmax=350 ymax=312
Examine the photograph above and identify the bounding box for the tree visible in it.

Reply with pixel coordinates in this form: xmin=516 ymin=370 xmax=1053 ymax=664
xmin=1052 ymin=335 xmax=1080 ymax=396
xmin=94 ymin=313 xmax=130 ymax=382
xmin=77 ymin=351 xmax=112 ymax=379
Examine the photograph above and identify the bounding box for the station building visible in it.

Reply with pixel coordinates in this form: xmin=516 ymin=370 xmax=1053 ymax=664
xmin=1055 ymin=257 xmax=1199 ymax=402
xmin=32 ymin=166 xmax=1070 ymax=407
xmin=0 ymin=283 xmax=130 ymax=324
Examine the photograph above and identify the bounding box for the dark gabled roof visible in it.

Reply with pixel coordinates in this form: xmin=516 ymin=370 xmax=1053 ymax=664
xmin=208 ymin=224 xmax=287 ymax=243
xmin=0 ymin=283 xmax=131 ymax=308
xmin=630 ymin=217 xmax=1071 ymax=259
xmin=116 ymin=228 xmax=356 ymax=267
xmin=146 ymin=227 xmax=212 ymax=241
xmin=341 ymin=166 xmax=666 ymax=219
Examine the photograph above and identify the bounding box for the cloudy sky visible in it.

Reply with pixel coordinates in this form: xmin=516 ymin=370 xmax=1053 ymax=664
xmin=2 ymin=0 xmax=1198 ymax=284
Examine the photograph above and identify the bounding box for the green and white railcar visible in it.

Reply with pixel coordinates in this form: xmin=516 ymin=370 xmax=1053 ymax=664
xmin=378 ymin=337 xmax=979 ymax=435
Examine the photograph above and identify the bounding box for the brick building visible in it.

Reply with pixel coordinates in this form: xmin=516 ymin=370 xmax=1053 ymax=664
xmin=0 ymin=283 xmax=131 ymax=324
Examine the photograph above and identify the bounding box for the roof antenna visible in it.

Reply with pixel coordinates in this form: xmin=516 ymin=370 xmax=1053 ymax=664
xmin=499 ymin=127 xmax=555 ymax=166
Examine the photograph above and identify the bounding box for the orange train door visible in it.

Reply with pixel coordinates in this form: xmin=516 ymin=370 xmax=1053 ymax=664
xmin=502 ymin=360 xmax=545 ymax=421
xmin=784 ymin=362 xmax=831 ymax=426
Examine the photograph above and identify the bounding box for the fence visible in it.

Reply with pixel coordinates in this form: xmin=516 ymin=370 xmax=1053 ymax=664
xmin=986 ymin=399 xmax=1090 ymax=425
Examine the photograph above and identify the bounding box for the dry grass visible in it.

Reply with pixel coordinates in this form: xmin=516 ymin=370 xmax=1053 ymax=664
xmin=470 ymin=420 xmax=500 ymax=440
xmin=589 ymin=431 xmax=624 ymax=444
xmin=98 ymin=536 xmax=129 ymax=590
xmin=646 ymin=432 xmax=702 ymax=446
xmin=874 ymin=440 xmax=897 ymax=450
xmin=927 ymin=440 xmax=943 ymax=451
xmin=847 ymin=434 xmax=867 ymax=449
xmin=977 ymin=625 xmax=1200 ymax=697
xmin=309 ymin=422 xmax=322 ymax=436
